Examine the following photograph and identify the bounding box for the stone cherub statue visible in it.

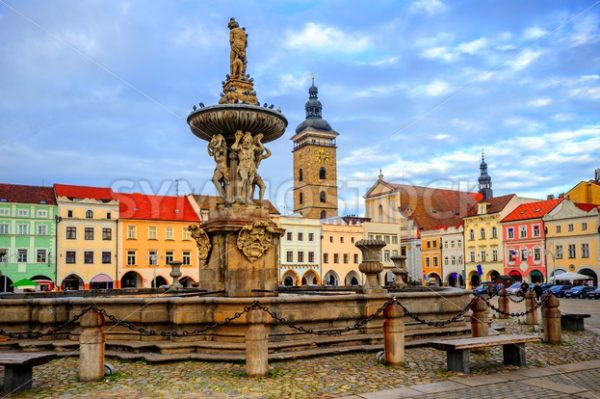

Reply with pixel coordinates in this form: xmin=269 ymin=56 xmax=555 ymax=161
xmin=232 ymin=130 xmax=257 ymax=204
xmin=228 ymin=18 xmax=247 ymax=80
xmin=208 ymin=134 xmax=230 ymax=201
xmin=252 ymin=133 xmax=271 ymax=204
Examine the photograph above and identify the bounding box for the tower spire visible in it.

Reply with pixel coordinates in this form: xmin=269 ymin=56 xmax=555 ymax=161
xmin=478 ymin=150 xmax=493 ymax=200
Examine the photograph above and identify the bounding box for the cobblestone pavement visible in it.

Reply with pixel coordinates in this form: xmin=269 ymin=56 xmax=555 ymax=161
xmin=1 ymin=319 xmax=599 ymax=399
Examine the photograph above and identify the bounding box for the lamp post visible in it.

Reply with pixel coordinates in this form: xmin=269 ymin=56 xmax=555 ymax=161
xmin=545 ymin=248 xmax=556 ymax=283
xmin=150 ymin=254 xmax=158 ymax=288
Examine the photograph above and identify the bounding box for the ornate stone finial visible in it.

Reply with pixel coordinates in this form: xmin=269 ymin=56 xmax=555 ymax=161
xmin=355 ymin=239 xmax=387 ymax=294
xmin=390 ymin=255 xmax=408 ymax=289
xmin=188 ymin=225 xmax=211 ymax=266
xmin=378 ymin=169 xmax=384 ymax=180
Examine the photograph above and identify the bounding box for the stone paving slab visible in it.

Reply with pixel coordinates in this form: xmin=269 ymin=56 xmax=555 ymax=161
xmin=360 ymin=387 xmax=423 ymax=398
xmin=522 ymin=378 xmax=588 ymax=395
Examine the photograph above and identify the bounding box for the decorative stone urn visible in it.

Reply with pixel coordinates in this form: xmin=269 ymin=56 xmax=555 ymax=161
xmin=355 ymin=239 xmax=387 ymax=294
xmin=169 ymin=261 xmax=183 ymax=290
xmin=390 ymin=255 xmax=408 ymax=289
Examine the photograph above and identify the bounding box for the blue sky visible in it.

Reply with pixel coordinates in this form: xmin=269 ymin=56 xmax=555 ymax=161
xmin=0 ymin=0 xmax=599 ymax=215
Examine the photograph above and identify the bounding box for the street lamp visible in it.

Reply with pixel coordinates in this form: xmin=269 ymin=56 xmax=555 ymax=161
xmin=150 ymin=254 xmax=159 ymax=288
xmin=545 ymin=248 xmax=556 ymax=282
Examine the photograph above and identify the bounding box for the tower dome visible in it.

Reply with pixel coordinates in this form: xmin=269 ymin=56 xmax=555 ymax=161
xmin=295 ymin=78 xmax=334 ymax=134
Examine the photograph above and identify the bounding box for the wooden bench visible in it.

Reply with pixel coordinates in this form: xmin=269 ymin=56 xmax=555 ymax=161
xmin=427 ymin=334 xmax=541 ymax=374
xmin=561 ymin=313 xmax=590 ymax=331
xmin=0 ymin=352 xmax=56 ymax=393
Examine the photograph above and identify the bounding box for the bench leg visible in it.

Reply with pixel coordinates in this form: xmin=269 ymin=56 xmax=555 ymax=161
xmin=447 ymin=349 xmax=470 ymax=374
xmin=503 ymin=343 xmax=526 ymax=367
xmin=4 ymin=365 xmax=33 ymax=393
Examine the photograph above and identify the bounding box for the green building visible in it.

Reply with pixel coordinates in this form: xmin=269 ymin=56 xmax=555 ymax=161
xmin=0 ymin=184 xmax=57 ymax=292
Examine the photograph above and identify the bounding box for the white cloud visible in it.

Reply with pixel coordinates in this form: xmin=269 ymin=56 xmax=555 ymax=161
xmin=528 ymin=97 xmax=552 ymax=107
xmin=508 ymin=49 xmax=543 ymax=71
xmin=523 ymin=27 xmax=548 ymax=40
xmin=457 ymin=38 xmax=487 ymax=54
xmin=421 ymin=37 xmax=487 ymax=62
xmin=366 ymin=56 xmax=401 ymax=66
xmin=410 ymin=0 xmax=447 ymax=16
xmin=339 ymin=146 xmax=387 ymax=166
xmin=286 ymin=23 xmax=370 ymax=53
xmin=172 ymin=24 xmax=219 ymax=48
xmin=421 ymin=46 xmax=456 ymax=62
xmin=353 ymin=82 xmax=406 ymax=98
xmin=552 ymin=113 xmax=574 ymax=122
xmin=424 ymin=80 xmax=450 ymax=96
xmin=567 ymin=14 xmax=600 ymax=47
xmin=432 ymin=133 xmax=451 ymax=140
xmin=569 ymin=86 xmax=600 ymax=100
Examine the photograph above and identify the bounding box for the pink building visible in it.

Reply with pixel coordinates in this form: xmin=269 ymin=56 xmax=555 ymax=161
xmin=501 ymin=198 xmax=562 ymax=283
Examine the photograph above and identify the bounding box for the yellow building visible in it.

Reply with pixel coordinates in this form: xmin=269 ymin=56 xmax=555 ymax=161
xmin=420 ymin=230 xmax=442 ymax=285
xmin=321 ymin=217 xmax=365 ymax=286
xmin=54 ymin=184 xmax=119 ymax=290
xmin=543 ymin=200 xmax=600 ymax=285
xmin=116 ymin=193 xmax=201 ymax=288
xmin=566 ymin=170 xmax=600 ymax=205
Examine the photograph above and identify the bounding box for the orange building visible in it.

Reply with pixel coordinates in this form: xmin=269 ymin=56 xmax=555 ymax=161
xmin=116 ymin=193 xmax=201 ymax=288
xmin=420 ymin=230 xmax=442 ymax=285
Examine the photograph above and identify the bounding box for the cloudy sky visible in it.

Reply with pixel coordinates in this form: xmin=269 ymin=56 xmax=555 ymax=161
xmin=0 ymin=0 xmax=599 ymax=215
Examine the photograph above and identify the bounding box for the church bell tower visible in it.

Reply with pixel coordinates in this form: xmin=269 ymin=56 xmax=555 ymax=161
xmin=291 ymin=79 xmax=339 ymax=219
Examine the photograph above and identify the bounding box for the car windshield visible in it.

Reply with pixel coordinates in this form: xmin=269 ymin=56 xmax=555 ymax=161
xmin=509 ymin=283 xmax=521 ymax=289
xmin=550 ymin=285 xmax=564 ymax=291
xmin=571 ymin=286 xmax=584 ymax=291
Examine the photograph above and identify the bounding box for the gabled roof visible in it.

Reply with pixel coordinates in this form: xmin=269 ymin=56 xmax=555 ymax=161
xmin=116 ymin=193 xmax=200 ymax=222
xmin=574 ymin=203 xmax=600 ymax=212
xmin=502 ymin=198 xmax=563 ymax=222
xmin=466 ymin=194 xmax=516 ymax=217
xmin=54 ymin=184 xmax=114 ymax=201
xmin=0 ymin=183 xmax=56 ymax=205
xmin=191 ymin=195 xmax=280 ymax=215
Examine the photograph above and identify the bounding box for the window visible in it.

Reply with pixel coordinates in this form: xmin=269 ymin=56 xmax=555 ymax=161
xmin=354 ymin=254 xmax=359 ymax=263
xmin=568 ymin=244 xmax=576 ymax=259
xmin=555 ymin=245 xmax=563 ymax=259
xmin=329 ymin=236 xmax=333 ymax=243
xmin=286 ymin=251 xmax=293 ymax=262
xmin=319 ymin=167 xmax=326 ymax=180
xmin=0 ymin=223 xmax=8 ymax=234
xmin=392 ymin=235 xmax=398 ymax=244
xmin=425 ymin=258 xmax=430 ymax=267
xmin=444 ymin=241 xmax=448 ymax=249
xmin=470 ymin=251 xmax=475 ymax=262
xmin=507 ymin=228 xmax=514 ymax=239
xmin=432 ymin=240 xmax=437 ymax=248
xmin=308 ymin=252 xmax=315 ymax=263
xmin=127 ymin=225 xmax=136 ymax=239
xmin=84 ymin=251 xmax=94 ymax=264
xmin=392 ymin=250 xmax=398 ymax=256
xmin=298 ymin=232 xmax=304 ymax=241
xmin=37 ymin=249 xmax=47 ymax=263
xmin=384 ymin=235 xmax=390 ymax=244
xmin=165 ymin=227 xmax=174 ymax=240
xmin=519 ymin=226 xmax=527 ymax=238
xmin=458 ymin=239 xmax=462 ymax=247
xmin=183 ymin=251 xmax=191 ymax=265
xmin=182 ymin=227 xmax=191 ymax=240
xmin=469 ymin=229 xmax=475 ymax=240
xmin=67 ymin=210 xmax=73 ymax=218
xmin=298 ymin=169 xmax=303 ymax=181
xmin=37 ymin=210 xmax=48 ymax=218
xmin=351 ymin=237 xmax=355 ymax=244
xmin=368 ymin=234 xmax=374 ymax=240
xmin=102 ymin=251 xmax=111 ymax=264
xmin=492 ymin=249 xmax=498 ymax=261
xmin=508 ymin=249 xmax=517 ymax=263
xmin=492 ymin=227 xmax=497 ymax=238
xmin=0 ymin=249 xmax=7 ymax=262
xmin=426 ymin=241 xmax=431 ymax=249
xmin=533 ymin=248 xmax=541 ymax=262
xmin=458 ymin=256 xmax=463 ymax=264
xmin=84 ymin=227 xmax=94 ymax=240
xmin=582 ymin=222 xmax=588 ymax=231
xmin=66 ymin=251 xmax=76 ymax=264
xmin=568 ymin=224 xmax=574 ymax=232
xmin=102 ymin=228 xmax=112 ymax=240
xmin=17 ymin=209 xmax=29 ymax=217
xmin=37 ymin=224 xmax=47 ymax=235
xmin=444 ymin=257 xmax=449 ymax=266
xmin=308 ymin=233 xmax=314 ymax=241
xmin=107 ymin=212 xmax=112 ymax=220
xmin=148 ymin=226 xmax=157 ymax=240
xmin=320 ymin=191 xmax=326 ymax=203
xmin=0 ymin=208 xmax=8 ymax=216
xmin=333 ymin=253 xmax=339 ymax=264
xmin=85 ymin=210 xmax=93 ymax=219
xmin=582 ymin=243 xmax=590 ymax=258
xmin=340 ymin=236 xmax=344 ymax=243
xmin=127 ymin=251 xmax=136 ymax=265
xmin=556 ymin=225 xmax=561 ymax=233
xmin=481 ymin=251 xmax=486 ymax=262
xmin=165 ymin=251 xmax=174 ymax=265
xmin=18 ymin=224 xmax=28 ymax=235
xmin=286 ymin=232 xmax=292 ymax=241
xmin=299 ymin=193 xmax=304 ymax=205
xmin=323 ymin=253 xmax=329 ymax=263
xmin=533 ymin=225 xmax=540 ymax=237
xmin=149 ymin=250 xmax=158 ymax=265
xmin=297 ymin=251 xmax=304 ymax=262
xmin=384 ymin=250 xmax=390 ymax=262
xmin=480 ymin=228 xmax=485 ymax=239
xmin=320 ymin=210 xmax=327 ymax=219
xmin=521 ymin=249 xmax=528 ymax=261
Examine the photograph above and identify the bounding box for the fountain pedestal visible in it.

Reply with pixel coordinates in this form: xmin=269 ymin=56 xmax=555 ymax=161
xmin=200 ymin=204 xmax=283 ymax=297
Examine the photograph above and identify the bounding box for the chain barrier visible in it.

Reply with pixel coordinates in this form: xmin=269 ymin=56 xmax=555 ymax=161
xmin=397 ymin=296 xmax=478 ymax=327
xmin=0 ymin=305 xmax=94 ymax=340
xmin=507 ymin=293 xmax=527 ymax=303
xmin=480 ymin=292 xmax=550 ymax=318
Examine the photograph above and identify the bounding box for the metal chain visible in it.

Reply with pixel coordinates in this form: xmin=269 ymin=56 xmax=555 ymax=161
xmin=508 ymin=294 xmax=527 ymax=303
xmin=481 ymin=293 xmax=550 ymax=317
xmin=398 ymin=296 xmax=478 ymax=327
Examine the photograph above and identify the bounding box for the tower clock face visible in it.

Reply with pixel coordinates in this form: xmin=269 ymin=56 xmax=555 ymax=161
xmin=315 ymin=149 xmax=330 ymax=164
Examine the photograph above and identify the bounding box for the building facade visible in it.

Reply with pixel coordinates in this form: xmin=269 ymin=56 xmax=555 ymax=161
xmin=501 ymin=198 xmax=562 ymax=283
xmin=420 ymin=230 xmax=442 ymax=285
xmin=543 ymin=200 xmax=600 ymax=285
xmin=321 ymin=217 xmax=364 ymax=286
xmin=566 ymin=170 xmax=600 ymax=205
xmin=291 ymin=81 xmax=339 ymax=219
xmin=439 ymin=225 xmax=465 ymax=287
xmin=278 ymin=215 xmax=322 ymax=286
xmin=117 ymin=193 xmax=201 ymax=289
xmin=0 ymin=184 xmax=57 ymax=292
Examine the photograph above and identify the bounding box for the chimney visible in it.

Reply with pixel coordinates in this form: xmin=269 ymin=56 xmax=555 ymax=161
xmin=595 ymin=168 xmax=600 ymax=182
xmin=547 ymin=194 xmax=555 ymax=200
xmin=558 ymin=193 xmax=565 ymax=199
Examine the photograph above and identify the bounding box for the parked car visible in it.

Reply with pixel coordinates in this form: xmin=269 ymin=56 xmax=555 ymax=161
xmin=539 ymin=283 xmax=553 ymax=293
xmin=564 ymin=285 xmax=596 ymax=299
xmin=548 ymin=285 xmax=572 ymax=298
xmin=506 ymin=282 xmax=523 ymax=296
xmin=473 ymin=283 xmax=498 ymax=296
xmin=585 ymin=287 xmax=600 ymax=299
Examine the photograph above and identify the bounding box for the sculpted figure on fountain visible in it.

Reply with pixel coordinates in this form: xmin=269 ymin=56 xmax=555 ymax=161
xmin=208 ymin=134 xmax=230 ymax=202
xmin=252 ymin=133 xmax=271 ymax=204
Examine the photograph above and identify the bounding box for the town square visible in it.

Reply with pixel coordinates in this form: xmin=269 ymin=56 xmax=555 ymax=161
xmin=0 ymin=1 xmax=599 ymax=398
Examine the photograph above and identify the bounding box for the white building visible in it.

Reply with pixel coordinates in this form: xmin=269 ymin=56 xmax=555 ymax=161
xmin=278 ymin=215 xmax=322 ymax=286
xmin=439 ymin=225 xmax=465 ymax=287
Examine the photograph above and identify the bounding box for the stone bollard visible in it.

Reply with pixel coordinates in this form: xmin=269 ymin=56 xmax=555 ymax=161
xmin=498 ymin=288 xmax=509 ymax=319
xmin=542 ymin=293 xmax=561 ymax=344
xmin=245 ymin=307 xmax=269 ymax=377
xmin=525 ymin=290 xmax=538 ymax=325
xmin=470 ymin=296 xmax=488 ymax=338
xmin=383 ymin=300 xmax=405 ymax=366
xmin=79 ymin=309 xmax=105 ymax=382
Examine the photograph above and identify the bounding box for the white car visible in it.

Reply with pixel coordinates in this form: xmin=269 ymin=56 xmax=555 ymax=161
xmin=506 ymin=282 xmax=523 ymax=295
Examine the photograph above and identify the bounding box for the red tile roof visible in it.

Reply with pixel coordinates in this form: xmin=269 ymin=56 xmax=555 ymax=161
xmin=502 ymin=198 xmax=563 ymax=222
xmin=466 ymin=194 xmax=516 ymax=217
xmin=386 ymin=182 xmax=480 ymax=231
xmin=116 ymin=193 xmax=200 ymax=222
xmin=192 ymin=195 xmax=280 ymax=215
xmin=574 ymin=202 xmax=600 ymax=212
xmin=0 ymin=183 xmax=56 ymax=205
xmin=54 ymin=184 xmax=114 ymax=201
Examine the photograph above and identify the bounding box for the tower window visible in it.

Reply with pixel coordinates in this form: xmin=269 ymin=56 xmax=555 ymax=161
xmin=298 ymin=169 xmax=303 ymax=182
xmin=299 ymin=193 xmax=304 ymax=205
xmin=320 ymin=191 xmax=326 ymax=203
xmin=319 ymin=167 xmax=326 ymax=180
xmin=320 ymin=210 xmax=327 ymax=219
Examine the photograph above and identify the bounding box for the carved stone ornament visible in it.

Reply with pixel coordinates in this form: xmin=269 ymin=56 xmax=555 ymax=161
xmin=237 ymin=220 xmax=281 ymax=262
xmin=188 ymin=225 xmax=211 ymax=265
